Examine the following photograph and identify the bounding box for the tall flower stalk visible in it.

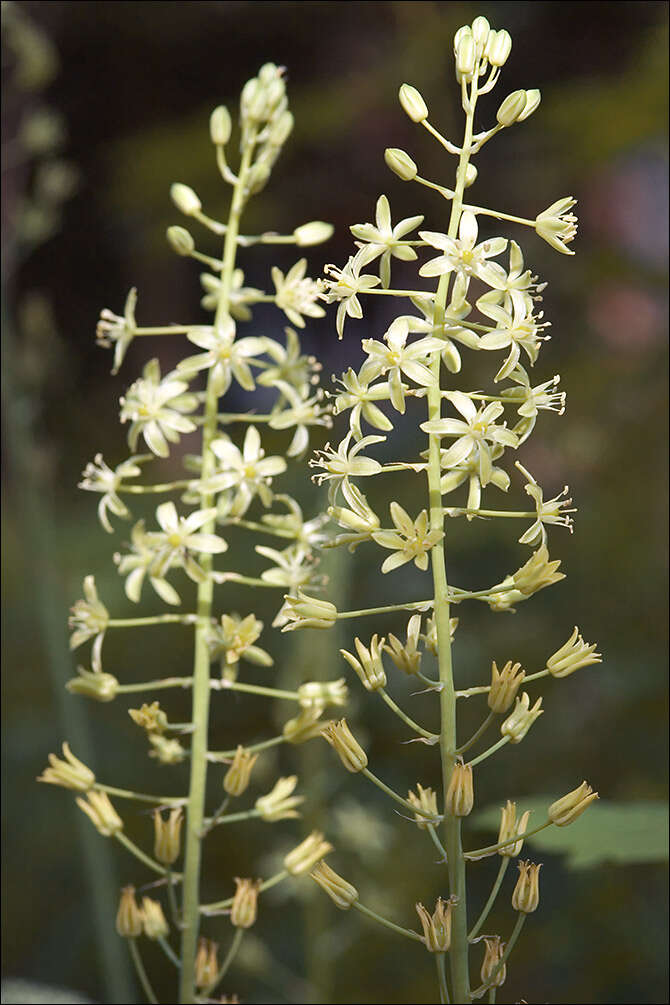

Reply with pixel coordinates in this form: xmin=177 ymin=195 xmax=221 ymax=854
xmin=313 ymin=17 xmax=599 ymax=1003
xmin=40 ymin=64 xmax=342 ymax=1004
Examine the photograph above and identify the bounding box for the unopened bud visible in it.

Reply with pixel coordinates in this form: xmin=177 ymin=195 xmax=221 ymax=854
xmin=384 ymin=147 xmax=418 ymax=182
xmin=517 ymin=88 xmax=541 ymax=121
xmin=66 ymin=667 xmax=118 ymax=702
xmin=445 ymin=762 xmax=474 ymax=817
xmin=399 ymin=84 xmax=428 ymax=123
xmin=322 ymin=719 xmax=368 ymax=772
xmin=416 ymin=897 xmax=453 ymax=952
xmin=455 ymin=31 xmax=476 ymax=79
xmin=230 ymin=877 xmax=261 ymax=928
xmin=548 ymin=781 xmax=598 ymax=826
xmin=255 ymin=775 xmax=304 ymax=821
xmin=268 ymin=110 xmax=294 ymax=146
xmin=498 ymin=800 xmax=531 ymax=857
xmin=76 ymin=791 xmax=123 ymax=836
xmin=284 ymin=831 xmax=333 ymax=876
xmin=487 ymin=28 xmax=512 ymax=67
xmin=223 ymin=745 xmax=258 ymax=797
xmin=170 ymin=183 xmax=201 ymax=216
xmin=141 ymin=897 xmax=169 ymax=939
xmin=210 ymin=105 xmax=232 ymax=145
xmin=167 ymin=225 xmax=194 ymax=256
xmin=481 ymin=935 xmax=506 ymax=987
xmin=488 ymin=660 xmax=525 ymax=714
xmin=464 ymin=163 xmax=478 ymax=188
xmin=116 ymin=886 xmax=142 ymax=938
xmin=501 ymin=692 xmax=543 ymax=743
xmin=153 ymin=807 xmax=183 ymax=865
xmin=512 ymin=860 xmax=542 ymax=913
xmin=293 ymin=221 xmax=334 ymax=246
xmin=471 ymin=16 xmax=491 ymax=54
xmin=310 ymin=861 xmax=358 ymax=909
xmin=496 ymin=90 xmax=527 ymax=127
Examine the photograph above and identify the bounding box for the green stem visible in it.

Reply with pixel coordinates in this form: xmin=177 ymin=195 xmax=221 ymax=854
xmin=166 ymin=869 xmax=181 ymax=927
xmin=456 ymin=711 xmax=496 ymax=755
xmin=200 ymin=869 xmax=288 ymax=914
xmin=353 ymin=900 xmax=423 ymax=943
xmin=222 ymin=517 xmax=297 ymax=539
xmin=378 ymin=687 xmax=437 ymax=740
xmin=437 ymin=952 xmax=451 ymax=1004
xmin=204 ymin=807 xmax=261 ymax=827
xmin=217 ymin=679 xmax=301 ymax=702
xmin=122 ymin=480 xmax=194 ymax=493
xmin=462 ymin=203 xmax=534 ymax=228
xmin=179 ymin=123 xmax=257 ymax=1005
xmin=467 ymin=736 xmax=510 ymax=768
xmin=424 ymin=68 xmax=480 ymax=1005
xmin=426 ymin=823 xmax=448 ymax=862
xmin=337 ymin=598 xmax=433 ymax=620
xmin=115 ymin=832 xmax=175 ymax=877
xmin=361 ymin=767 xmax=438 ymax=820
xmin=116 ymin=677 xmax=193 ymax=694
xmin=207 ymin=734 xmax=285 ymax=760
xmin=128 ymin=939 xmax=159 ymax=1004
xmin=95 ymin=783 xmax=186 ymax=806
xmin=158 ymin=935 xmax=181 ymax=969
xmin=473 ymin=913 xmax=526 ymax=997
xmin=465 ymin=819 xmax=552 ymax=860
xmin=108 ymin=615 xmax=197 ymax=627
xmin=468 ymin=858 xmax=509 ymax=940
xmin=134 ymin=325 xmax=191 ymax=336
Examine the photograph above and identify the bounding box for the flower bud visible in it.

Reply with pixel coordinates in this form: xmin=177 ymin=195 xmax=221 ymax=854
xmin=384 ymin=147 xmax=418 ymax=182
xmin=512 ymin=860 xmax=542 ymax=913
xmin=66 ymin=667 xmax=118 ymax=702
xmin=399 ymin=83 xmax=428 ymax=123
xmin=340 ymin=634 xmax=386 ymax=692
xmin=293 ymin=221 xmax=334 ymax=246
xmin=298 ymin=678 xmax=348 ymax=710
xmin=129 ymin=701 xmax=169 ymax=733
xmin=486 ymin=28 xmax=512 ymax=67
xmin=496 ymin=90 xmax=527 ymax=127
xmin=471 ymin=16 xmax=491 ymax=54
xmin=210 ymin=105 xmax=232 ymax=145
xmin=77 ymin=791 xmax=123 ymax=836
xmin=488 ymin=660 xmax=525 ymax=714
xmin=255 ymin=775 xmax=304 ymax=821
xmin=445 ymin=762 xmax=474 ymax=817
xmin=455 ymin=31 xmax=476 ymax=79
xmin=223 ymin=745 xmax=258 ymax=797
xmin=322 ymin=719 xmax=368 ymax=773
xmin=282 ymin=707 xmax=327 ymax=744
xmin=153 ymin=807 xmax=184 ymax=865
xmin=284 ymin=831 xmax=333 ymax=876
xmin=517 ymin=88 xmax=541 ymax=121
xmin=464 ymin=163 xmax=478 ymax=188
xmin=547 ymin=627 xmax=601 ymax=678
xmin=548 ymin=781 xmax=598 ymax=826
xmin=170 ymin=183 xmax=201 ymax=216
xmin=194 ymin=937 xmax=219 ymax=990
xmin=282 ymin=590 xmax=338 ymax=631
xmin=230 ymin=877 xmax=261 ymax=928
xmin=167 ymin=225 xmax=194 ymax=256
xmin=268 ymin=110 xmax=294 ymax=146
xmin=498 ymin=800 xmax=531 ymax=857
xmin=247 ymin=161 xmax=272 ymax=196
xmin=116 ymin=886 xmax=143 ymax=938
xmin=310 ymin=861 xmax=359 ymax=909
xmin=38 ymin=742 xmax=95 ymax=792
xmin=501 ymin=692 xmax=543 ymax=743
xmin=141 ymin=897 xmax=169 ymax=939
xmin=416 ymin=897 xmax=453 ymax=952
xmin=408 ymin=784 xmax=438 ymax=830
xmin=481 ymin=936 xmax=506 ymax=987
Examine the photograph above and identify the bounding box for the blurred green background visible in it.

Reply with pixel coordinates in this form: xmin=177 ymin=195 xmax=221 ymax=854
xmin=2 ymin=2 xmax=668 ymax=1004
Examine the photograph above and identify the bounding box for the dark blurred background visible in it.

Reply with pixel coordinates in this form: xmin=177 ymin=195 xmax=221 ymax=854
xmin=2 ymin=3 xmax=668 ymax=1004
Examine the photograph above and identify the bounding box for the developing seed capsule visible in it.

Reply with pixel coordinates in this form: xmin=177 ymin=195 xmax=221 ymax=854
xmin=170 ymin=183 xmax=201 ymax=216
xmin=481 ymin=936 xmax=506 ymax=987
xmin=512 ymin=860 xmax=542 ymax=913
xmin=546 ymin=627 xmax=601 ymax=678
xmin=282 ymin=707 xmax=327 ymax=744
xmin=37 ymin=743 xmax=95 ymax=791
xmin=322 ymin=719 xmax=368 ymax=773
xmin=444 ymin=762 xmax=474 ymax=817
xmin=548 ymin=781 xmax=598 ymax=826
xmin=141 ymin=897 xmax=169 ymax=939
xmin=230 ymin=878 xmax=261 ymax=929
xmin=153 ymin=807 xmax=183 ymax=865
xmin=399 ymin=83 xmax=428 ymax=123
xmin=223 ymin=745 xmax=258 ymax=797
xmin=255 ymin=775 xmax=304 ymax=821
xmin=310 ymin=861 xmax=359 ymax=909
xmin=340 ymin=634 xmax=387 ymax=692
xmin=284 ymin=831 xmax=333 ymax=876
xmin=194 ymin=938 xmax=219 ymax=990
xmin=76 ymin=791 xmax=123 ymax=836
xmin=116 ymin=886 xmax=143 ymax=938
xmin=498 ymin=800 xmax=531 ymax=857
xmin=501 ymin=692 xmax=543 ymax=743
xmin=488 ymin=660 xmax=525 ymax=714
xmin=416 ymin=897 xmax=453 ymax=952
xmin=384 ymin=148 xmax=418 ymax=182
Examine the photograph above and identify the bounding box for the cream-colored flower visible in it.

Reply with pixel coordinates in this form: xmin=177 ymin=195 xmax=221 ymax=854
xmin=114 ymin=519 xmax=182 ymax=606
xmin=310 ymin=432 xmax=385 ymax=503
xmin=207 ymin=613 xmax=273 ymax=670
xmin=372 ymin=502 xmax=444 ymax=573
xmin=268 ymin=380 xmax=332 ymax=457
xmin=332 ymin=367 xmax=394 ymax=441
xmin=79 ymin=453 xmax=148 ymax=534
xmin=209 ymin=426 xmax=287 ymax=513
xmin=321 ymin=250 xmax=381 ymax=338
xmin=177 ymin=315 xmax=265 ymax=396
xmin=360 ymin=319 xmax=444 ymax=413
xmin=535 ymin=197 xmax=578 ymax=255
xmin=516 ymin=463 xmax=575 ymax=547
xmin=477 ymin=298 xmax=549 ymax=383
xmin=120 ymin=358 xmax=198 ymax=458
xmin=257 ymin=327 xmax=321 ymax=396
xmin=272 ymin=258 xmax=325 ymax=328
xmin=96 ymin=287 xmax=137 ymax=374
xmin=146 ymin=502 xmax=227 ymax=583
xmin=69 ymin=575 xmax=108 ymax=673
xmin=199 ymin=268 xmax=265 ymax=321
xmin=350 ymin=194 xmax=424 ymax=288
xmin=419 ymin=212 xmax=507 ymax=290
xmin=422 ymin=391 xmax=518 ymax=487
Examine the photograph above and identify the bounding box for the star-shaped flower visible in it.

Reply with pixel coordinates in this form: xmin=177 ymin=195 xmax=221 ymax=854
xmin=419 ymin=212 xmax=508 ymax=291
xmin=120 ymin=358 xmax=198 ymax=458
xmin=96 ymin=287 xmax=137 ymax=374
xmin=320 ymin=250 xmax=381 ymax=338
xmin=372 ymin=503 xmax=444 ymax=574
xmin=515 ymin=462 xmax=575 ymax=547
xmin=422 ymin=391 xmax=518 ymax=486
xmin=79 ymin=453 xmax=149 ymax=533
xmin=209 ymin=425 xmax=287 ymax=514
xmin=360 ymin=318 xmax=444 ymax=413
xmin=177 ymin=315 xmax=266 ymax=397
xmin=272 ymin=259 xmax=326 ymax=328
xmin=350 ymin=194 xmax=424 ymax=288
xmin=477 ymin=298 xmax=550 ymax=383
